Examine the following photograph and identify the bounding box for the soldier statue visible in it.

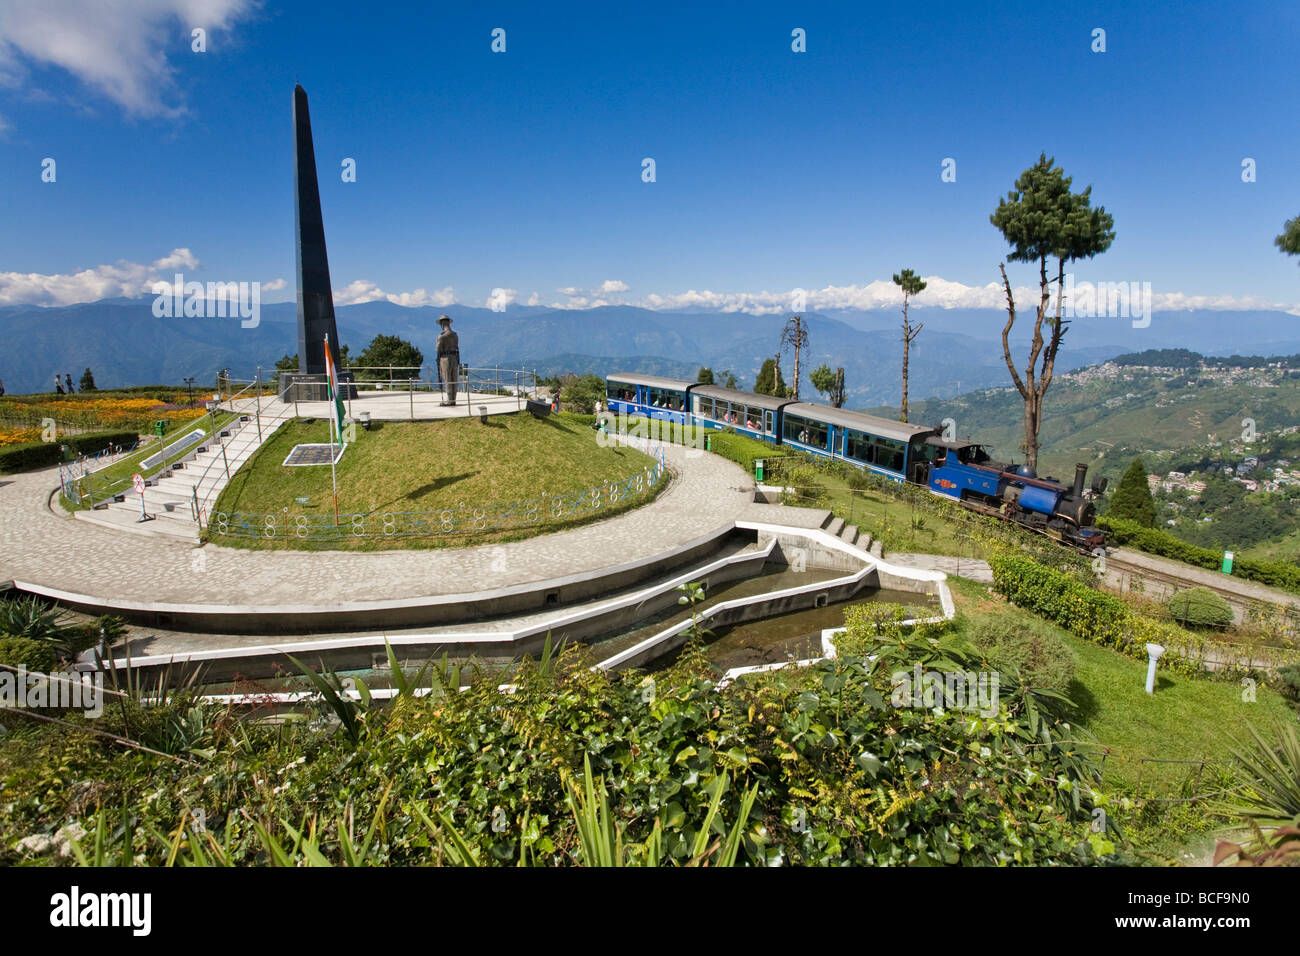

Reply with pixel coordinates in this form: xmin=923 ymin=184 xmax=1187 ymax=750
xmin=436 ymin=314 xmax=460 ymax=406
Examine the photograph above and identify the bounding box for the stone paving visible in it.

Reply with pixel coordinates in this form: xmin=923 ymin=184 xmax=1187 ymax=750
xmin=0 ymin=437 xmax=757 ymax=610
xmin=290 ymin=388 xmax=542 ymax=422
xmin=885 ymin=553 xmax=994 ymax=584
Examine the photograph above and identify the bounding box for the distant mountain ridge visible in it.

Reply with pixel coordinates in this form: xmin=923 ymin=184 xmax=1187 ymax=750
xmin=1 ymin=297 xmax=1298 ymax=404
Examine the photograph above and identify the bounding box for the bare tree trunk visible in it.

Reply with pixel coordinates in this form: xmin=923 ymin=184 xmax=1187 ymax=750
xmin=901 ymin=299 xmax=910 ymax=423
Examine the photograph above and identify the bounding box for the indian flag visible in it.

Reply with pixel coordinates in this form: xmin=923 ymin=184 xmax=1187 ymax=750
xmin=325 ymin=335 xmax=346 ymax=444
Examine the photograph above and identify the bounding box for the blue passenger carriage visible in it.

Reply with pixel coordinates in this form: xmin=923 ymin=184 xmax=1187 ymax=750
xmin=780 ymin=404 xmax=937 ymax=482
xmin=690 ymin=386 xmax=790 ymax=441
xmin=604 ymin=373 xmax=693 ymax=426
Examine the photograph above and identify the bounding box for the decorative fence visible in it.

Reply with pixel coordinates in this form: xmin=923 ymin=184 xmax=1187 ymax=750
xmin=207 ymin=458 xmax=668 ymax=541
xmin=59 ymin=440 xmax=143 ymax=505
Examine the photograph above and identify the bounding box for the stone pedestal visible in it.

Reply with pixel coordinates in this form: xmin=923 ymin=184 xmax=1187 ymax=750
xmin=279 ymin=372 xmax=357 ymax=402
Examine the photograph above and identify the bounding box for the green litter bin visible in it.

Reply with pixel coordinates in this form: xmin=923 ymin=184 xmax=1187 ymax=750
xmin=153 ymin=419 xmax=169 ymax=437
xmin=705 ymin=434 xmax=712 ymax=452
xmin=755 ymin=458 xmax=765 ymax=483
xmin=1221 ymin=550 xmax=1234 ymax=574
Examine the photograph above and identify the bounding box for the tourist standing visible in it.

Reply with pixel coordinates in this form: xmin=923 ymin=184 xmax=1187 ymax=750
xmin=54 ymin=375 xmax=65 ymax=395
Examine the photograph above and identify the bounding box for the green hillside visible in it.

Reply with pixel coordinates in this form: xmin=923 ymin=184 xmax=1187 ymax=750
xmin=870 ymin=355 xmax=1300 ymax=485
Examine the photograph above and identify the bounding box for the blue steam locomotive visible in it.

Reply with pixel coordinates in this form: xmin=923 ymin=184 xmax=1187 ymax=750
xmin=605 ymin=372 xmax=1108 ymax=550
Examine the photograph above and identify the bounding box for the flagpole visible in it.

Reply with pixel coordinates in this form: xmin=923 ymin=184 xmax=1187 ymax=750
xmin=326 ymin=333 xmax=340 ymax=526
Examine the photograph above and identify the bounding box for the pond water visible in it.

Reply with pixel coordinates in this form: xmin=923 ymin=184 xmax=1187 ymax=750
xmin=648 ymin=588 xmax=934 ymax=672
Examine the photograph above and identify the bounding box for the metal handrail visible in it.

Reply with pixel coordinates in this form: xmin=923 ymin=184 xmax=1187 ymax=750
xmin=191 ymin=387 xmax=297 ymax=526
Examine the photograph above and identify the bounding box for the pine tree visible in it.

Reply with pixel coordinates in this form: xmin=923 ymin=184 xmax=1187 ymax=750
xmin=753 ymin=358 xmax=788 ymax=397
xmin=1108 ymin=457 xmax=1156 ymax=527
xmin=79 ymin=367 xmax=97 ymax=392
xmin=893 ymin=268 xmax=926 ymax=422
xmin=696 ymin=367 xmax=715 ymax=384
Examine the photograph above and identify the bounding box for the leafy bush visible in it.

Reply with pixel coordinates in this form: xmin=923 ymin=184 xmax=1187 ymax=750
xmin=966 ymin=616 xmax=1076 ymax=694
xmin=0 ymin=429 xmax=140 ymax=473
xmin=988 ymin=552 xmax=1207 ymax=676
xmin=0 ymin=634 xmax=1118 ymax=867
xmin=0 ymin=597 xmax=103 ymax=661
xmin=1101 ymin=516 xmax=1300 ymax=596
xmin=0 ymin=636 xmax=56 ymax=672
xmin=706 ymin=431 xmax=772 ymax=477
xmin=778 ymin=463 xmax=828 ymax=506
xmin=67 ymin=430 xmax=138 ymax=456
xmin=0 ymin=441 xmax=61 ymax=472
xmin=1277 ymin=662 xmax=1300 ymax=703
xmin=1167 ymin=587 xmax=1234 ymax=629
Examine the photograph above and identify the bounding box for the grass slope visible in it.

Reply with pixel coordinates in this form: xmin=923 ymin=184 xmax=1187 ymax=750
xmin=211 ymin=411 xmax=663 ymax=550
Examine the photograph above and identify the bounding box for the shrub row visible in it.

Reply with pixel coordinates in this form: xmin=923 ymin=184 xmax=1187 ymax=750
xmin=988 ymin=552 xmax=1296 ymax=679
xmin=1100 ymin=516 xmax=1300 ymax=596
xmin=0 ymin=429 xmax=139 ymax=474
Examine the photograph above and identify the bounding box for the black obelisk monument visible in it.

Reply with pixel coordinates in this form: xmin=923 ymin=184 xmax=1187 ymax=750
xmin=293 ymin=83 xmax=342 ymax=377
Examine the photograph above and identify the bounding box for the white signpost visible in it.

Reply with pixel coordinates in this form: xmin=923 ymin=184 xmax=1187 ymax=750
xmin=132 ymin=473 xmax=153 ymax=523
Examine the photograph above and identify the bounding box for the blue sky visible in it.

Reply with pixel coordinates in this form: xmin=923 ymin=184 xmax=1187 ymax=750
xmin=1 ymin=0 xmax=1298 ymax=313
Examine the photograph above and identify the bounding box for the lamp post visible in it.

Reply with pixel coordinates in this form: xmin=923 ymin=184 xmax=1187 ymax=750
xmin=1144 ymin=643 xmax=1165 ymax=695
xmin=183 ymin=377 xmax=195 ymax=407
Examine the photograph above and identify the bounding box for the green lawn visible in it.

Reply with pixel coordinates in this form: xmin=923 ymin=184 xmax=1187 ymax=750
xmin=208 ymin=412 xmax=665 ymax=550
xmin=944 ymin=576 xmax=1293 ymax=792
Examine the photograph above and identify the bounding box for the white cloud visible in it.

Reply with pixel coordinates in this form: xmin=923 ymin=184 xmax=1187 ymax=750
xmin=2 ymin=258 xmax=1296 ymax=318
xmin=0 ymin=0 xmax=258 ymax=118
xmin=636 ymin=278 xmax=1300 ymax=316
xmin=384 ymin=286 xmax=455 ymax=308
xmin=332 ymin=280 xmax=455 ymax=308
xmin=486 ymin=287 xmax=516 ymax=310
xmin=0 ymin=247 xmax=200 ymax=306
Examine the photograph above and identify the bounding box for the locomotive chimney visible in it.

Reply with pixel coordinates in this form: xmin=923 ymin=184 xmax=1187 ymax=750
xmin=1072 ymin=463 xmax=1087 ymax=498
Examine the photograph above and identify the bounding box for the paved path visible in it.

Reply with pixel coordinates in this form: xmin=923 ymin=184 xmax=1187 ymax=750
xmin=885 ymin=553 xmax=994 ymax=584
xmin=0 ymin=438 xmax=756 ymax=608
xmin=291 ymin=389 xmax=540 ymax=422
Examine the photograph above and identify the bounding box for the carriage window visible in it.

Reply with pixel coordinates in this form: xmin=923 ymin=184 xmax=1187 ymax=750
xmin=784 ymin=416 xmax=827 ymax=450
xmin=696 ymin=397 xmax=714 ymax=419
xmin=764 ymin=410 xmax=773 ymax=434
xmin=876 ymin=437 xmax=906 ymax=472
xmin=845 ymin=431 xmax=875 ymax=464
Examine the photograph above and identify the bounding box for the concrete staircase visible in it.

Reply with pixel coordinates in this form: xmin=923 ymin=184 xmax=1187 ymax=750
xmin=820 ymin=513 xmax=883 ymax=557
xmin=75 ymin=410 xmax=289 ymax=543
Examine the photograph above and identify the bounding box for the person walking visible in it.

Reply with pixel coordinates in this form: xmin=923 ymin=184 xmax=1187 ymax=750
xmin=54 ymin=375 xmax=65 ymax=395
xmin=436 ymin=314 xmax=460 ymax=406
xmin=64 ymin=373 xmax=75 ymax=394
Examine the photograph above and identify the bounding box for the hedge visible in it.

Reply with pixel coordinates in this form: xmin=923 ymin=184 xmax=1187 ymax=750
xmin=0 ymin=636 xmax=57 ymax=673
xmin=1168 ymin=587 xmax=1234 ymax=629
xmin=988 ymin=552 xmax=1297 ymax=679
xmin=0 ymin=429 xmax=139 ymax=474
xmin=1100 ymin=516 xmax=1300 ymax=596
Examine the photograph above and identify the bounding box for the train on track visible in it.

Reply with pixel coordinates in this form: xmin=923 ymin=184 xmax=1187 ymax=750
xmin=604 ymin=372 xmax=1109 ymax=551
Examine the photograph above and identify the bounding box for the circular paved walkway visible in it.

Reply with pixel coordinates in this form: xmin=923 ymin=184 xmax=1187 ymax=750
xmin=0 ymin=441 xmax=755 ymax=609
